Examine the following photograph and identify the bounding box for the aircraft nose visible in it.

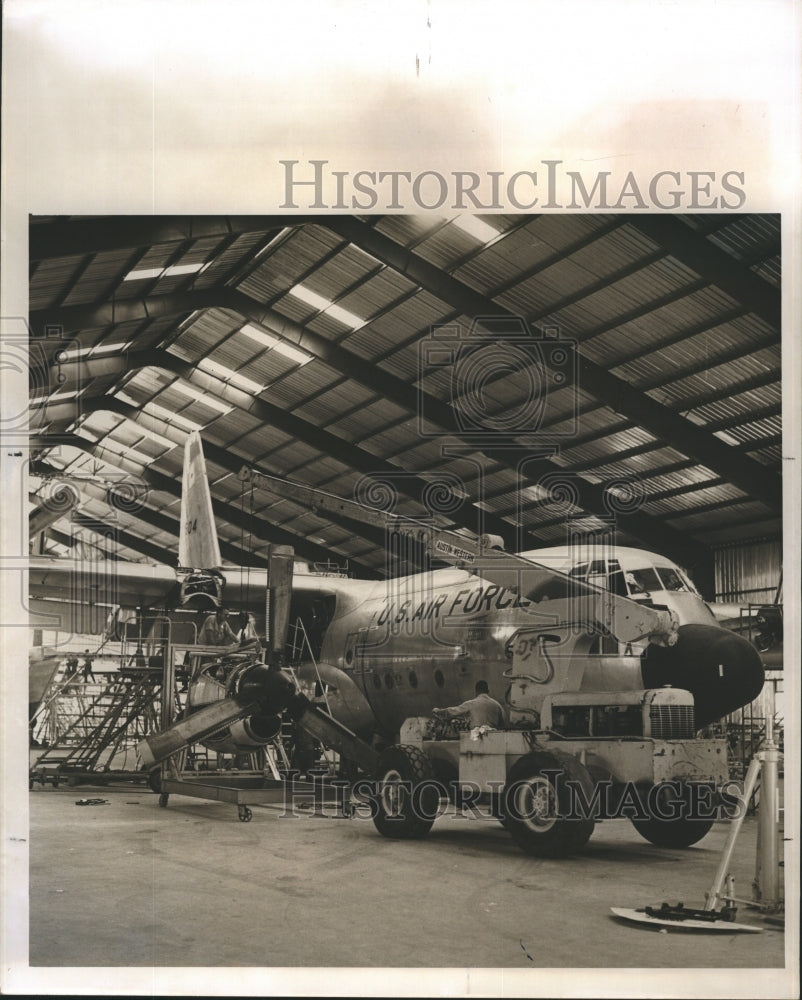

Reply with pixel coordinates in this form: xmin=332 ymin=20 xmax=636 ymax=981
xmin=642 ymin=623 xmax=765 ymax=729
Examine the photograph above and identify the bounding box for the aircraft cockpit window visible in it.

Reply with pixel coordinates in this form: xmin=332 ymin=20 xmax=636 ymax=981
xmin=568 ymin=563 xmax=588 ymax=578
xmin=655 ymin=567 xmax=687 ymax=592
xmin=625 ymin=567 xmax=661 ymax=596
xmin=589 ymin=559 xmax=606 ymax=576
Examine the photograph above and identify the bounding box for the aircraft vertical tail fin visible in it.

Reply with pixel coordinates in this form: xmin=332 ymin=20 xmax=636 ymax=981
xmin=178 ymin=432 xmax=223 ymax=569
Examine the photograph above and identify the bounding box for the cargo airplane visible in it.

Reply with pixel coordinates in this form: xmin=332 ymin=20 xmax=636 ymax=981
xmin=30 ymin=431 xmax=765 ymax=744
xmin=30 ymin=434 xmax=767 ymax=854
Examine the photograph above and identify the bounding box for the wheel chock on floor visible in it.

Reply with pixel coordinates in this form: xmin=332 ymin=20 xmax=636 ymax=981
xmin=610 ymin=904 xmax=762 ymax=932
xmin=74 ymin=798 xmax=109 ymax=806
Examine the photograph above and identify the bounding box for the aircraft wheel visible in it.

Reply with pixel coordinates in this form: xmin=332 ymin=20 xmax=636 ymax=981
xmin=631 ymin=784 xmax=715 ymax=848
xmin=502 ymin=751 xmax=595 ymax=858
xmin=147 ymin=769 xmax=162 ymax=794
xmin=158 ymin=793 xmax=169 ymax=808
xmin=238 ymin=806 xmax=253 ymax=823
xmin=372 ymin=744 xmax=439 ymax=840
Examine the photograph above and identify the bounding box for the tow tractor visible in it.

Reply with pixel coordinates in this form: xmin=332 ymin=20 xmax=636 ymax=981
xmin=366 ymin=681 xmax=729 ymax=857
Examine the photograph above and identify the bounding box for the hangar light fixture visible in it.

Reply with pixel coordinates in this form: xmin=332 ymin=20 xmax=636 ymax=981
xmin=170 ymin=379 xmax=234 ymax=414
xmin=88 ymin=341 xmax=132 ymax=357
xmin=451 ymin=215 xmax=499 ymax=244
xmin=123 ymin=262 xmax=208 ymax=281
xmin=59 ymin=341 xmax=131 ymax=361
xmin=239 ymin=323 xmax=312 ymax=366
xmin=714 ymin=429 xmax=741 ymax=446
xmin=30 ymin=387 xmax=79 ymax=405
xmin=197 ymin=358 xmax=266 ymax=396
xmin=287 ymin=284 xmax=365 ymax=331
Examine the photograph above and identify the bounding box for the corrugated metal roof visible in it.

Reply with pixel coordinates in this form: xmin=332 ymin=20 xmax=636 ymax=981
xmin=30 ymin=255 xmax=89 ymax=310
xmin=28 ymin=213 xmax=783 ymax=566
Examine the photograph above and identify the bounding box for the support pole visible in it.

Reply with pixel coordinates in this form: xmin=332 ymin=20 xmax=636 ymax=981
xmin=754 ymin=683 xmax=781 ymax=909
xmin=705 ymin=754 xmax=761 ymax=911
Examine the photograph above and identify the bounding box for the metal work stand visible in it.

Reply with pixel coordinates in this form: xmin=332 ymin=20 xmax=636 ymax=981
xmin=150 ymin=643 xmax=354 ymax=822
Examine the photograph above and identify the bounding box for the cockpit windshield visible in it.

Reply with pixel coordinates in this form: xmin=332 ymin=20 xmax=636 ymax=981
xmin=624 ymin=567 xmax=661 ymax=596
xmin=655 ymin=566 xmax=690 ymax=592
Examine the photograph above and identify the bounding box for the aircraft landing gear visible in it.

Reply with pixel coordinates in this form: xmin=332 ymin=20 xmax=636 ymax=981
xmin=158 ymin=793 xmax=169 ymax=808
xmin=238 ymin=805 xmax=253 ymax=822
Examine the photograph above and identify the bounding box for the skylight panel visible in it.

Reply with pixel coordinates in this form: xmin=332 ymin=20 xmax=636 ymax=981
xmin=287 ymin=284 xmax=365 ymax=331
xmin=143 ymin=400 xmax=205 ymax=433
xmin=74 ymin=425 xmax=100 ymax=443
xmin=123 ymin=262 xmax=209 ymax=281
xmin=197 ymin=358 xmax=266 ymax=396
xmin=170 ymin=379 xmax=234 ymax=414
xmin=108 ymin=404 xmax=194 ymax=443
xmin=239 ymin=323 xmax=280 ymax=349
xmin=238 ymin=323 xmax=313 ymax=366
xmin=120 ymin=419 xmax=176 ymax=451
xmin=451 ymin=215 xmax=500 ymax=244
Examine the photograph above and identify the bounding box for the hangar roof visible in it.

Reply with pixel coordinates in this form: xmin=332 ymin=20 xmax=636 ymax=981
xmin=28 ymin=214 xmax=782 ymax=585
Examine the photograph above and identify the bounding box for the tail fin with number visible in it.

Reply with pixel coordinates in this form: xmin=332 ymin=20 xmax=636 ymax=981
xmin=178 ymin=432 xmax=223 ymax=569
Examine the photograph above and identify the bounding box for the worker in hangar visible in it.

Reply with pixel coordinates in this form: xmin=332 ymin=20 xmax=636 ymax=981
xmin=432 ymin=680 xmax=505 ymax=730
xmin=197 ymin=606 xmax=239 ymax=647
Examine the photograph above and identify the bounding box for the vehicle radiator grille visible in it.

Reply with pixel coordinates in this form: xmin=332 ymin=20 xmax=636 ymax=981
xmin=649 ymin=704 xmax=696 ymax=739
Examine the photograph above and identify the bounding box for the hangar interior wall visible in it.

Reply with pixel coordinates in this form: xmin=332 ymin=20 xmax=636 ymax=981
xmin=714 ymin=538 xmax=783 ymax=605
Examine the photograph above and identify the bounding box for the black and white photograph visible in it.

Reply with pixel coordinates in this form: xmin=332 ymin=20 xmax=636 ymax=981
xmin=1 ymin=4 xmax=799 ymax=999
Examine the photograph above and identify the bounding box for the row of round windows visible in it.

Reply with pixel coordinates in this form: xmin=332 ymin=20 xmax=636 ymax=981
xmin=370 ymin=668 xmax=446 ymax=690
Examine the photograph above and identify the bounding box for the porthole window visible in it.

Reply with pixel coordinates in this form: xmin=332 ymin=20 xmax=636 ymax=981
xmin=408 ymin=670 xmax=418 ymax=688
xmin=434 ymin=669 xmax=445 ymax=688
xmin=345 ymin=649 xmax=353 ymax=665
xmin=384 ymin=673 xmax=394 ymax=689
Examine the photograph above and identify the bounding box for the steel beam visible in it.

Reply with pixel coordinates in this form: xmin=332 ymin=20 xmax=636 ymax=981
xmin=43 ymin=358 xmax=524 ymax=549
xmin=627 ymin=216 xmax=781 ymax=331
xmin=29 ymin=217 xmax=310 ymax=261
xmin=322 ymin=217 xmax=782 ymax=513
xmin=37 ymin=301 xmax=729 ymax=561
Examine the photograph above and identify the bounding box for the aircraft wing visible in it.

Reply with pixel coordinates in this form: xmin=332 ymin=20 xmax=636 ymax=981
xmin=29 ymin=555 xmax=180 ymax=606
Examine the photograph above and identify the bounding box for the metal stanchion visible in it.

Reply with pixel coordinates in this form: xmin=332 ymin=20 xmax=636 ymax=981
xmin=613 ymin=680 xmax=783 ymax=930
xmin=753 ymin=682 xmax=781 ymax=910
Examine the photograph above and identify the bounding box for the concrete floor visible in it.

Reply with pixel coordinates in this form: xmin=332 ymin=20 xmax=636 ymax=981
xmin=20 ymin=781 xmax=791 ymax=996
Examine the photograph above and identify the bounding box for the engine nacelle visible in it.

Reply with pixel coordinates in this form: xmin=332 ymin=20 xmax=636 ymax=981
xmin=200 ymin=714 xmax=283 ymax=755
